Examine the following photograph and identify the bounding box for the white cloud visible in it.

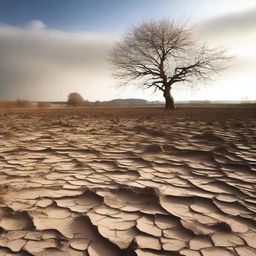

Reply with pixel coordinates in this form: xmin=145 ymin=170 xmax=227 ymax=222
xmin=196 ymin=7 xmax=256 ymax=79
xmin=179 ymin=8 xmax=256 ymax=102
xmin=198 ymin=8 xmax=256 ymax=46
xmin=26 ymin=20 xmax=47 ymax=30
xmin=0 ymin=24 xmax=117 ymax=101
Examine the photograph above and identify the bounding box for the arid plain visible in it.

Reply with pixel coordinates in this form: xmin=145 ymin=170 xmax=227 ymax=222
xmin=0 ymin=107 xmax=255 ymax=256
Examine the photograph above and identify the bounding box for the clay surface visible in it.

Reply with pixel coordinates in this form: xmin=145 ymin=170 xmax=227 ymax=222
xmin=0 ymin=107 xmax=255 ymax=256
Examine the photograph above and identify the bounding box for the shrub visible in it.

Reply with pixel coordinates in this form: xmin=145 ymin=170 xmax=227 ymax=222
xmin=15 ymin=99 xmax=33 ymax=108
xmin=67 ymin=93 xmax=85 ymax=107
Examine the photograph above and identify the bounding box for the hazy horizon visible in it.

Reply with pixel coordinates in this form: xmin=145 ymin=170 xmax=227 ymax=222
xmin=0 ymin=0 xmax=256 ymax=102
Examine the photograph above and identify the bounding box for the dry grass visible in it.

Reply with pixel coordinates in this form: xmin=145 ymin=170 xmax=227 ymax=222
xmin=0 ymin=100 xmax=34 ymax=108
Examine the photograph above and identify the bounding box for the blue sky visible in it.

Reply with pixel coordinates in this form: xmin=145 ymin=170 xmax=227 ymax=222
xmin=1 ymin=0 xmax=253 ymax=31
xmin=0 ymin=0 xmax=256 ymax=101
xmin=1 ymin=0 xmax=183 ymax=31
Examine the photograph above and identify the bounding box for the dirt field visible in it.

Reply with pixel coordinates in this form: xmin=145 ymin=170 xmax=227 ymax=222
xmin=0 ymin=107 xmax=255 ymax=256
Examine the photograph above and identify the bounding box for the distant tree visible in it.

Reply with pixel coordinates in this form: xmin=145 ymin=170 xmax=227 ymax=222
xmin=16 ymin=99 xmax=33 ymax=108
xmin=67 ymin=93 xmax=85 ymax=107
xmin=109 ymin=18 xmax=231 ymax=110
xmin=83 ymin=99 xmax=91 ymax=107
xmin=94 ymin=100 xmax=101 ymax=107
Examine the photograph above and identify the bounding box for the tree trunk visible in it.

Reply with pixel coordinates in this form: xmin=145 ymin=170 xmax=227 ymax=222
xmin=164 ymin=87 xmax=175 ymax=110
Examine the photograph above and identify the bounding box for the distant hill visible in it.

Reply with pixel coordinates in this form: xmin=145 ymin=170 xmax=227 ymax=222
xmin=38 ymin=99 xmax=256 ymax=107
xmin=102 ymin=98 xmax=148 ymax=105
xmin=100 ymin=98 xmax=167 ymax=106
xmin=48 ymin=98 xmax=161 ymax=106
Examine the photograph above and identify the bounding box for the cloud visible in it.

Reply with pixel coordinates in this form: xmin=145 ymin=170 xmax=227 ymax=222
xmin=198 ymin=7 xmax=256 ymax=44
xmin=0 ymin=24 xmax=115 ymax=101
xmin=26 ymin=20 xmax=47 ymax=29
xmin=196 ymin=7 xmax=256 ymax=76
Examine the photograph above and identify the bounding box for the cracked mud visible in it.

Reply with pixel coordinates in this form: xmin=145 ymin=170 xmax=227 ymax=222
xmin=0 ymin=107 xmax=255 ymax=256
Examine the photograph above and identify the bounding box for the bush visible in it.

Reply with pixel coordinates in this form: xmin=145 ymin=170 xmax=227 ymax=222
xmin=15 ymin=99 xmax=33 ymax=108
xmin=67 ymin=93 xmax=85 ymax=107
xmin=94 ymin=101 xmax=101 ymax=107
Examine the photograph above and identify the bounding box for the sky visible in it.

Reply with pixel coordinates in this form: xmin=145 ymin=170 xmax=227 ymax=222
xmin=0 ymin=0 xmax=256 ymax=102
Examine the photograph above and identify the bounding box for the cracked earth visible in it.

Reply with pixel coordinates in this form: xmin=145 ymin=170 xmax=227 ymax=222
xmin=0 ymin=107 xmax=255 ymax=256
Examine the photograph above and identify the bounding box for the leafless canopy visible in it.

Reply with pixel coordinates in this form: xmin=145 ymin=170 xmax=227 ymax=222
xmin=109 ymin=18 xmax=230 ymax=93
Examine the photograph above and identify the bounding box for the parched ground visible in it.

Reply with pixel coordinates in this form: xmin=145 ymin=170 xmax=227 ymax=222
xmin=0 ymin=107 xmax=255 ymax=256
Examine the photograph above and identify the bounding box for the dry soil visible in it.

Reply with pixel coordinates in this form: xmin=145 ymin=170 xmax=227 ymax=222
xmin=0 ymin=107 xmax=255 ymax=256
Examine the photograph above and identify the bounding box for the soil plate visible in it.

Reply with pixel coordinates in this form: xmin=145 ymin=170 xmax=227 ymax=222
xmin=0 ymin=107 xmax=255 ymax=256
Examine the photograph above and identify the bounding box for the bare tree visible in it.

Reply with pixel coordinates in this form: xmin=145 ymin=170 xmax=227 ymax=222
xmin=109 ymin=19 xmax=230 ymax=110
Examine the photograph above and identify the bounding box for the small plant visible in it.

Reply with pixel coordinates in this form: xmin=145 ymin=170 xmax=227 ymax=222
xmin=246 ymin=137 xmax=256 ymax=144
